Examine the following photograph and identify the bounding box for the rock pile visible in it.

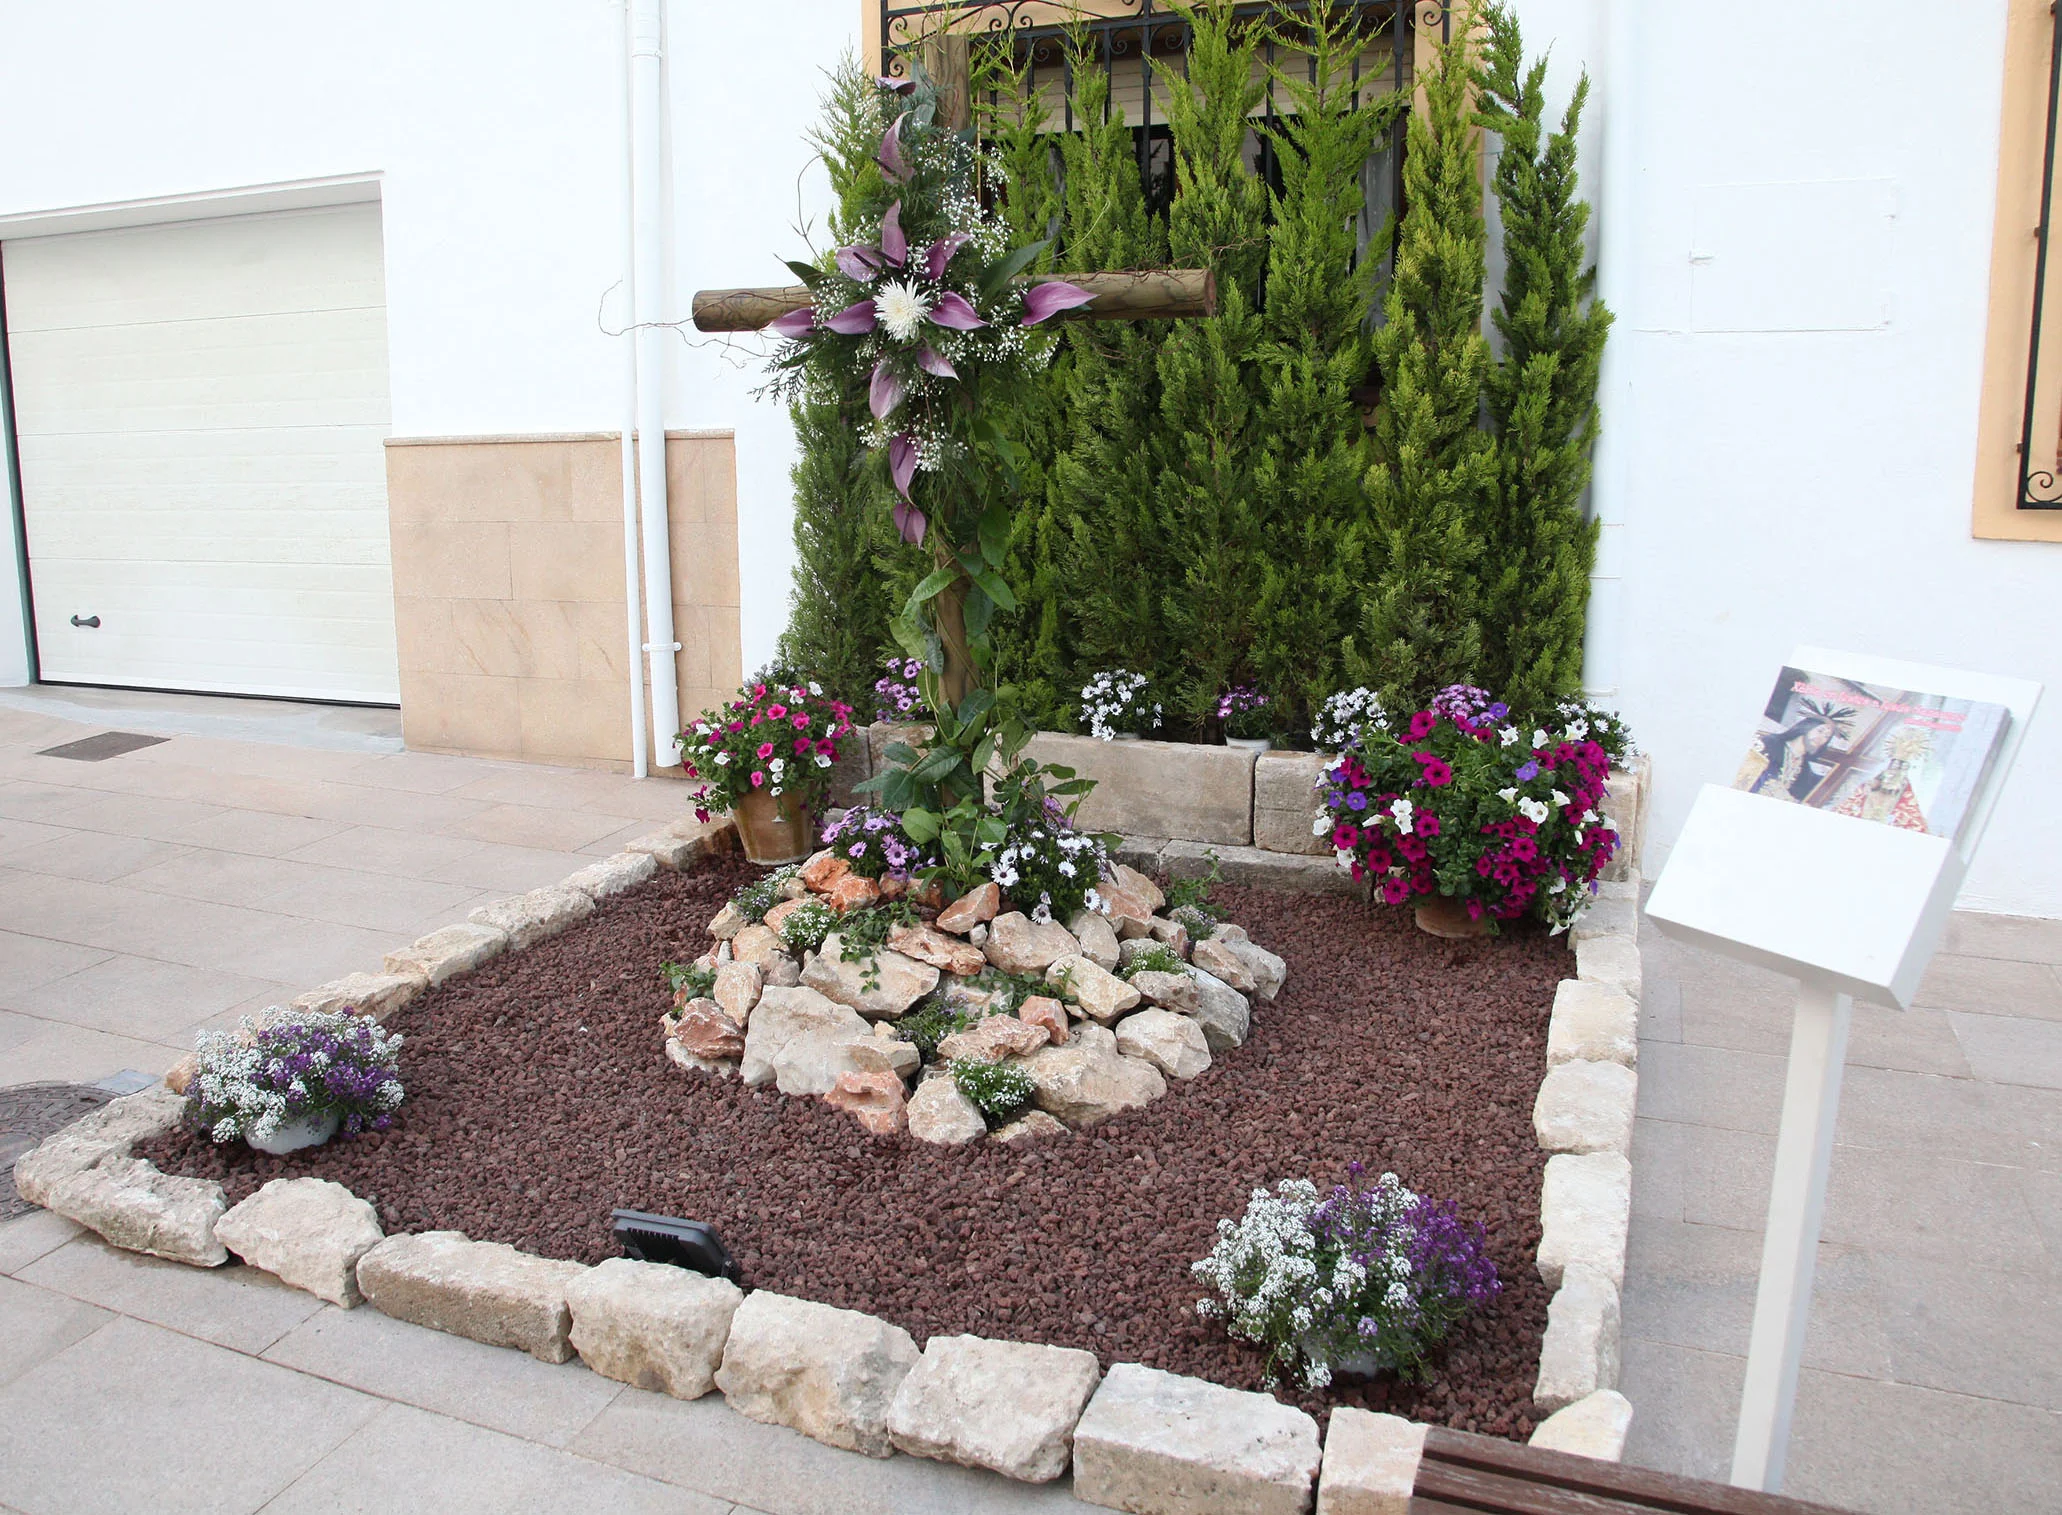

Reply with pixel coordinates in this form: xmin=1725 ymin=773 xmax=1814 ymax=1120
xmin=661 ymin=856 xmax=1287 ymax=1143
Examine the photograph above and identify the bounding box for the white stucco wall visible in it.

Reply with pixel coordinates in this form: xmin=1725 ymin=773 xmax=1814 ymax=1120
xmin=0 ymin=0 xmax=849 ymax=682
xmin=1519 ymin=0 xmax=2059 ymax=918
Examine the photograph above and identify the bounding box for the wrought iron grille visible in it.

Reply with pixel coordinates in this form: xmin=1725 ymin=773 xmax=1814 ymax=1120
xmin=878 ymin=0 xmax=1425 ymax=252
xmin=2020 ymin=0 xmax=2062 ymax=507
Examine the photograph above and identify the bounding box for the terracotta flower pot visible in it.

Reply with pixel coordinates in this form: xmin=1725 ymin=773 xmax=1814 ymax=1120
xmin=1413 ymin=895 xmax=1495 ymax=939
xmin=732 ymin=790 xmax=814 ymax=866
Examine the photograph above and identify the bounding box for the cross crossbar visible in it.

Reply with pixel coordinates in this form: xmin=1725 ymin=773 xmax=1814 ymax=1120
xmin=690 ymin=267 xmax=1217 ymax=331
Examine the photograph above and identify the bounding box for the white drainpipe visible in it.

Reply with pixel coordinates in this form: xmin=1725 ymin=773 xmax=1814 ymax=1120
xmin=630 ymin=0 xmax=682 ymax=766
xmin=1582 ymin=0 xmax=1636 ymax=703
xmin=617 ymin=0 xmax=648 ymax=778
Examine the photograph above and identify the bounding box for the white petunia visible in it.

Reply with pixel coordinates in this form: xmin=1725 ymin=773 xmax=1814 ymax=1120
xmin=1518 ymin=797 xmax=1550 ymax=825
xmin=1497 ymin=787 xmax=1518 ymax=803
xmin=1552 ymin=789 xmax=1569 ymax=807
xmin=1312 ymin=813 xmax=1329 ymax=836
xmin=1532 ymin=728 xmax=1549 ymax=748
xmin=1499 ymin=725 xmax=1520 ymax=746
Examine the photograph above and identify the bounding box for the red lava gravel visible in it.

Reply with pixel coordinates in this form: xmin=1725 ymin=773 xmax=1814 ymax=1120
xmin=140 ymin=856 xmax=1570 ymax=1438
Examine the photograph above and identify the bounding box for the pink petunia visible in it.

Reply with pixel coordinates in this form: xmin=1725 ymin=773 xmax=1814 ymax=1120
xmin=767 ymin=704 xmax=787 ymax=719
xmin=750 ymin=770 xmax=765 ymax=788
xmin=792 ymin=714 xmax=810 ymax=729
xmin=756 ymin=742 xmax=776 ymax=759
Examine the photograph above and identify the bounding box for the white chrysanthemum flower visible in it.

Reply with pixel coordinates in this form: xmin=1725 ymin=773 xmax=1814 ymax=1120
xmin=877 ymin=279 xmax=931 ymax=341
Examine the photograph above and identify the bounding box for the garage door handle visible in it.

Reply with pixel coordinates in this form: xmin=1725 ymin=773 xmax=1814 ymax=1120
xmin=70 ymin=614 xmax=100 ymax=629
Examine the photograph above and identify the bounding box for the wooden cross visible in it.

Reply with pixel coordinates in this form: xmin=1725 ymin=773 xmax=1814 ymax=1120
xmin=684 ymin=33 xmax=1217 ymax=707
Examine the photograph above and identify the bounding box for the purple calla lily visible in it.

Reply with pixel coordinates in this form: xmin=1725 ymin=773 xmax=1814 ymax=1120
xmin=868 ymin=359 xmax=905 ymax=420
xmin=892 ymin=500 xmax=928 ymax=545
xmin=767 ymin=306 xmax=817 ymax=339
xmin=1020 ymin=279 xmax=1097 ymax=325
xmin=825 ymin=299 xmax=877 ymax=334
xmin=928 ymin=290 xmax=986 ymax=330
xmin=877 ymin=75 xmax=915 ymax=95
xmin=878 ymin=113 xmax=909 ymax=181
xmin=888 ymin=432 xmax=918 ymax=498
xmin=916 ymin=345 xmax=957 ymax=379
xmin=835 ymin=244 xmax=884 ymax=282
xmin=880 ymin=202 xmax=908 ymax=268
xmin=924 ymin=232 xmax=972 ymax=282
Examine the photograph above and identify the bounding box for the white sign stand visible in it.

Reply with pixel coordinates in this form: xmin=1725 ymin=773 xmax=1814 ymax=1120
xmin=1644 ymin=646 xmax=2041 ymax=1493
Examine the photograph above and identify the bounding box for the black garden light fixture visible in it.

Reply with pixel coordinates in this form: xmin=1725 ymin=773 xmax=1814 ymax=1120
xmin=610 ymin=1208 xmax=741 ymax=1283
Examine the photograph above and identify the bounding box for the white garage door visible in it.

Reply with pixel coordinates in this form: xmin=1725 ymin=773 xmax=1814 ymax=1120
xmin=4 ymin=203 xmax=399 ymax=702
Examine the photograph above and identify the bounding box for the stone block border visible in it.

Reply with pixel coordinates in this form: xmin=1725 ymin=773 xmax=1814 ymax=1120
xmin=11 ymin=790 xmax=1648 ymax=1511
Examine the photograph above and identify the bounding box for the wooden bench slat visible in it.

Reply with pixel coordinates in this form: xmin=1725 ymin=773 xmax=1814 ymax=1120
xmin=1415 ymin=1459 xmax=1657 ymax=1514
xmin=1419 ymin=1428 xmax=1854 ymax=1515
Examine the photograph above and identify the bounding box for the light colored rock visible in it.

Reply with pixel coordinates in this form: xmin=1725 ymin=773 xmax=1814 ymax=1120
xmin=992 ymin=1110 xmax=1069 ymax=1143
xmin=1020 ymin=1024 xmax=1166 ymax=1128
xmin=824 ymin=1069 xmax=908 ymax=1135
xmin=1018 ymin=995 xmax=1069 ymax=1045
xmin=1145 ymin=915 xmax=1191 ymax=957
xmin=14 ymin=1086 xmax=186 ymax=1206
xmin=664 ymin=1040 xmax=739 ymax=1078
xmin=1099 ymin=878 xmax=1159 ymax=938
xmin=889 ymin=922 xmax=987 ymax=976
xmin=469 ymin=884 xmax=595 ymax=951
xmin=1316 ymin=1408 xmax=1425 ymax=1515
xmin=290 ymin=969 xmax=428 ymax=1023
xmin=1546 ymin=979 xmax=1638 ymax=1068
xmin=1118 ymin=936 xmax=1171 ymax=971
xmin=565 ymin=1256 xmax=743 ymax=1399
xmin=1255 ymin=751 xmax=1330 ymax=857
xmin=937 ymin=880 xmax=1002 ymax=933
xmin=739 ymin=984 xmax=894 ymax=1095
xmin=732 ymin=923 xmax=785 ymax=968
xmin=1110 ymin=862 xmax=1167 ymax=913
xmin=40 ymin=1155 xmax=228 ymax=1267
xmin=1575 ymin=934 xmax=1642 ymax=1003
xmin=802 ymin=933 xmax=939 ymax=1019
xmin=1129 ymin=968 xmax=1200 ymax=1015
xmin=707 ymin=902 xmax=748 ymax=940
xmin=761 ymin=950 xmax=802 ymax=988
xmin=907 ymin=1075 xmax=987 ymax=1145
xmin=828 ymin=873 xmax=881 ymax=913
xmin=887 ymin=1334 xmax=1101 ymax=1483
xmin=1072 ymin=1362 xmax=1321 ymax=1515
xmin=1162 ymin=839 xmax=1365 ymax=897
xmin=942 ymin=975 xmax=1006 ymax=1016
xmin=356 ymin=1230 xmax=587 ymax=1363
xmin=1532 ymin=1060 xmax=1637 ymax=1156
xmin=715 ymin=1289 xmax=919 ymax=1457
xmin=561 ymin=850 xmax=658 ymax=902
xmin=1598 ymin=756 xmax=1648 ymax=884
xmin=938 ymin=1017 xmax=1049 ymax=1063
xmin=1068 ymin=909 xmax=1121 ymax=971
xmin=1184 ymin=967 xmax=1251 ymax=1051
xmin=384 ymin=922 xmax=508 ymax=987
xmin=762 ymin=897 xmax=806 ymax=935
xmin=1533 ymin=1265 xmax=1621 ymax=1413
xmin=622 ymin=831 xmax=700 ymax=869
xmin=669 ymin=998 xmax=747 ymax=1060
xmin=1046 ymin=955 xmax=1141 ymax=1025
xmin=1191 ymin=936 xmax=1256 ymax=994
xmin=1568 ymin=890 xmax=1637 ymax=945
xmin=968 ymin=922 xmax=989 ymax=947
xmin=713 ymin=960 xmax=764 ymax=1024
xmin=986 ymin=912 xmax=1083 ymax=976
xmin=1537 ymin=1152 xmax=1632 ymax=1290
xmin=1019 ymin=733 xmax=1255 ymax=847
xmin=214 ymin=1177 xmax=382 ymax=1307
xmin=1527 ymin=1389 xmax=1633 ymax=1461
xmin=799 ymin=848 xmax=850 ymax=892
xmin=1215 ymin=932 xmax=1286 ymax=1002
xmin=1115 ymin=1009 xmax=1211 ymax=1080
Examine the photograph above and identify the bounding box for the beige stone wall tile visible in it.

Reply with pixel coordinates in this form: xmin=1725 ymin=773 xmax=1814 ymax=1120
xmin=520 ymin=678 xmax=633 ymax=765
xmin=387 ymin=440 xmax=573 ymax=525
xmin=398 ymin=670 xmax=522 ymax=755
xmin=664 ymin=434 xmax=735 ymax=525
xmin=671 ymin=514 xmax=741 ymax=610
xmin=388 ymin=520 xmax=512 ymax=601
xmin=566 ymin=438 xmax=633 ymax=523
xmin=509 ymin=521 xmax=625 ymax=604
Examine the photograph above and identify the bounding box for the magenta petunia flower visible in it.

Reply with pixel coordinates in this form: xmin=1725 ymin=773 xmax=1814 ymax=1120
xmin=1406 ymin=710 xmax=1438 ymax=741
xmin=756 ymin=742 xmax=775 ymax=759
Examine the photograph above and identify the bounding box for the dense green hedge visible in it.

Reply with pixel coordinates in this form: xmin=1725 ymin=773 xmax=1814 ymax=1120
xmin=777 ymin=1 xmax=1608 ymax=738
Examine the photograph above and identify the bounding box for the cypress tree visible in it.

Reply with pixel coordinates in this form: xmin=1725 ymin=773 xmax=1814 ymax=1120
xmin=1146 ymin=1 xmax=1270 ymax=732
xmin=1248 ymin=0 xmax=1403 ymax=731
xmin=1346 ymin=18 xmax=1498 ymax=713
xmin=1476 ymin=2 xmax=1612 ymax=716
xmin=777 ymin=57 xmax=901 ymax=708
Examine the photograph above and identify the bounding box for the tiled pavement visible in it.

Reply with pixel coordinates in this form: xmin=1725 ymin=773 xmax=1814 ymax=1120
xmin=2 ymin=688 xmax=2060 ymax=1512
xmin=1621 ymin=906 xmax=2062 ymax=1513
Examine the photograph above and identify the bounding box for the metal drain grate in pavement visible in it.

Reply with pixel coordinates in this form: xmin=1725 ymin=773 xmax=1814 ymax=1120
xmin=36 ymin=731 xmax=170 ymax=762
xmin=2 ymin=1082 xmax=117 ymax=1220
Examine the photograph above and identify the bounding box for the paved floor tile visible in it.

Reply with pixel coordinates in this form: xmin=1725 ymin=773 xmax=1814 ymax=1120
xmin=8 ymin=953 xmax=287 ymax=1043
xmin=1943 ymin=911 xmax=2062 ymax=967
xmin=1635 ymin=1040 xmax=1786 ymax=1134
xmin=20 ymin=1237 xmax=323 ymax=1356
xmin=1866 ymin=1255 xmax=2062 ymax=1411
xmin=0 ymin=1314 xmax=381 ymax=1515
xmin=572 ymin=1387 xmax=1101 ymax=1515
xmin=0 ymin=1273 xmax=113 ymax=1387
xmin=0 ymin=830 xmax=199 ymax=885
xmin=0 ymin=1013 xmax=181 ymax=1084
xmin=280 ymin=824 xmax=490 ymax=880
xmin=1627 ymin=1116 xmax=1691 ymax=1223
xmin=260 ymin=1401 xmax=730 ymax=1515
xmin=116 ymin=850 xmax=482 ymax=936
xmin=0 ymin=1211 xmax=84 ymax=1276
xmin=263 ymin=1301 xmax=626 ymax=1448
xmin=0 ymin=817 xmax=75 ymax=864
xmin=1948 ymin=1009 xmax=2062 ymax=1090
xmin=443 ymin=801 xmax=636 ymax=853
xmin=417 ymin=838 xmax=601 ymax=894
xmin=165 ymin=808 xmax=354 ymax=859
xmin=0 ymin=931 xmax=112 ymax=997
xmin=1618 ymin=1337 xmax=1744 ymax=1486
xmin=1910 ymin=954 xmax=2062 ymax=1021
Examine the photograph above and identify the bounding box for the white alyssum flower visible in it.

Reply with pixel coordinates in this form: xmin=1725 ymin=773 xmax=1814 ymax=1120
xmin=876 ymin=279 xmax=932 ymax=342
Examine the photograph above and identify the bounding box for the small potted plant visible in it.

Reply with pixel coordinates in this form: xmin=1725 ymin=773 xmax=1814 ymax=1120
xmin=1316 ymin=683 xmax=1621 ymax=937
xmin=1216 ymin=685 xmax=1272 ymax=753
xmin=680 ymin=672 xmax=855 ymax=864
xmin=184 ymin=1009 xmax=405 ymax=1154
xmin=1081 ymin=669 xmax=1161 ymax=741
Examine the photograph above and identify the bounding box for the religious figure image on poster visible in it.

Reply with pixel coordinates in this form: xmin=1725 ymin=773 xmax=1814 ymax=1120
xmin=1732 ymin=667 xmax=2013 ymax=841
